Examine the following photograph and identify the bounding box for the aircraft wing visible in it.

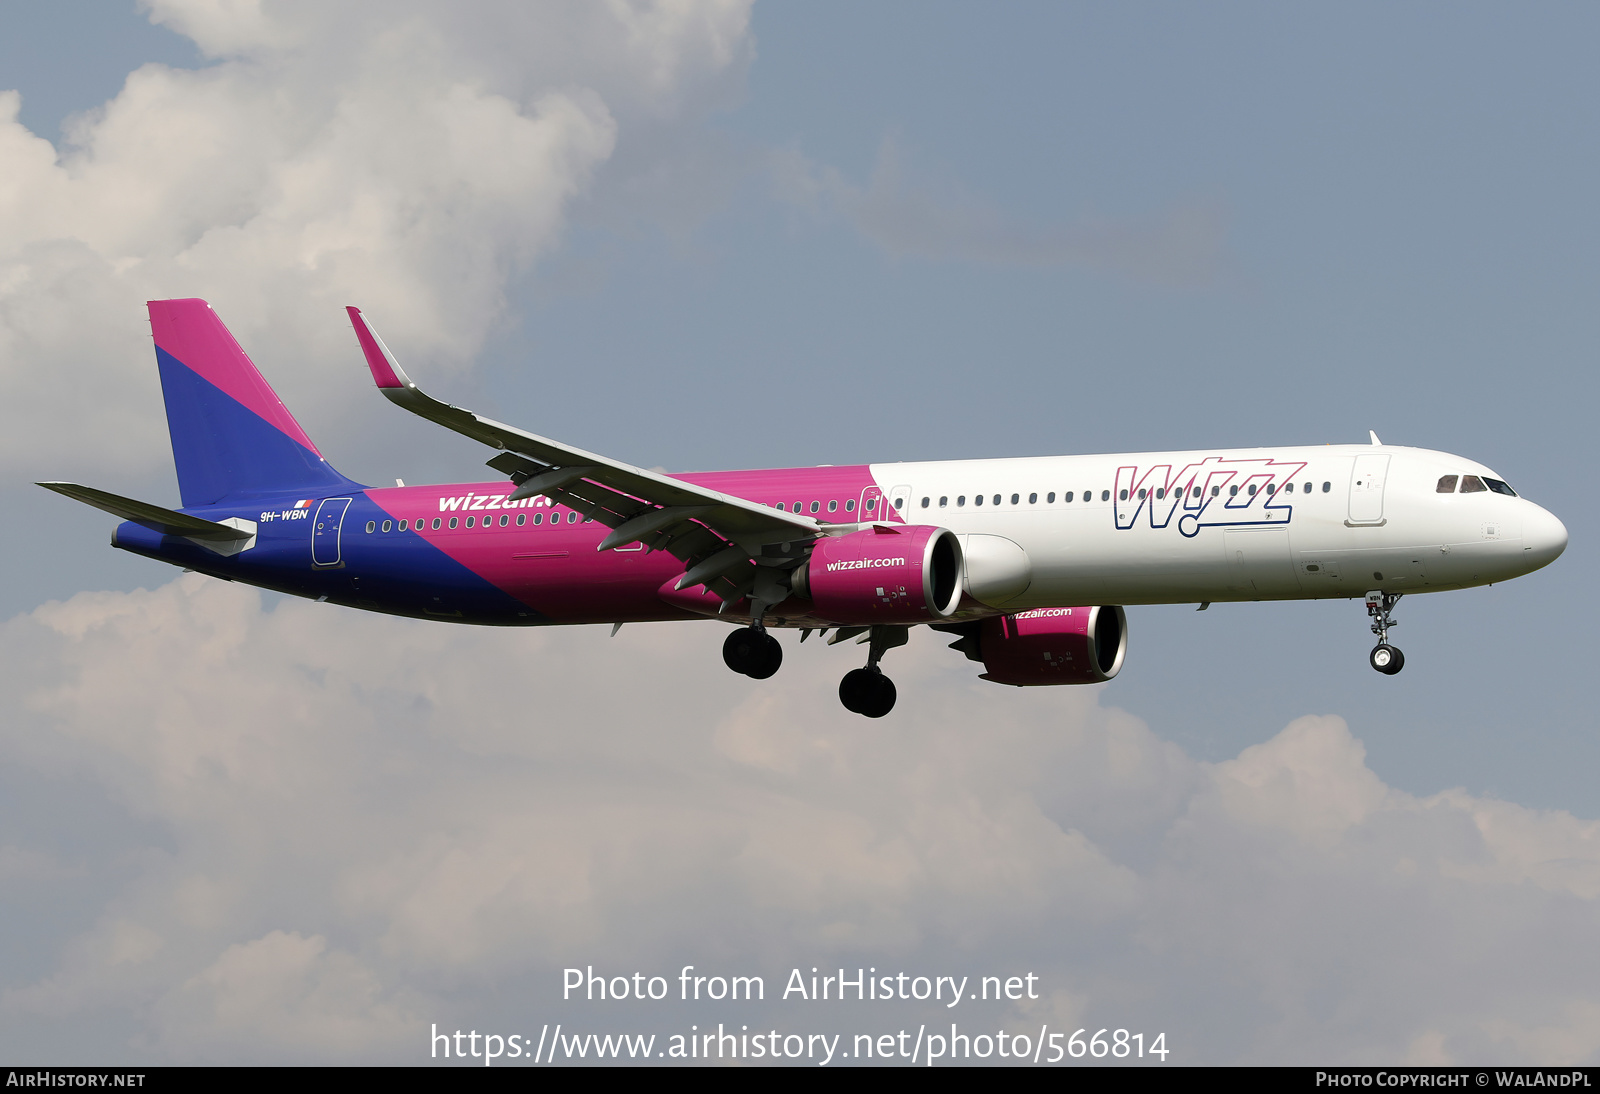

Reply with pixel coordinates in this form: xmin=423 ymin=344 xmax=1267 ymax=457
xmin=346 ymin=307 xmax=821 ymax=605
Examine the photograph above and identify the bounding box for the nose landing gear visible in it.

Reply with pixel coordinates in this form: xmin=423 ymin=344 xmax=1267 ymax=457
xmin=838 ymin=625 xmax=907 ymax=718
xmin=1366 ymin=591 xmax=1404 ymax=675
xmin=723 ymin=625 xmax=782 ymax=679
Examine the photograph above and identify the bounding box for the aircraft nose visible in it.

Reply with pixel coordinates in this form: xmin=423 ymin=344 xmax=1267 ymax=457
xmin=1521 ymin=504 xmax=1568 ymax=570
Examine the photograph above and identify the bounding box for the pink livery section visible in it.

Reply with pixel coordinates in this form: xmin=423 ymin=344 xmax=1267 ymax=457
xmin=792 ymin=525 xmax=962 ymax=624
xmin=975 ymin=607 xmax=1127 ymax=686
xmin=148 ymin=299 xmax=359 ymax=506
xmin=149 ymin=300 xmax=325 ymax=454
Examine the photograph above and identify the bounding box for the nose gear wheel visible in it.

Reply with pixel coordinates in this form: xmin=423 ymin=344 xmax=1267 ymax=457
xmin=1369 ymin=643 xmax=1404 ymax=675
xmin=1365 ymin=591 xmax=1404 ymax=675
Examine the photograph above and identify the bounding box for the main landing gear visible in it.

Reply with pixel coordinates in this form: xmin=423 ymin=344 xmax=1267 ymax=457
xmin=723 ymin=625 xmax=782 ymax=679
xmin=838 ymin=626 xmax=907 ymax=719
xmin=1366 ymin=591 xmax=1405 ymax=675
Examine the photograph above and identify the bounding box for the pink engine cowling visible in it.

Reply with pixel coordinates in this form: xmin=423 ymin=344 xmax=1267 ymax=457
xmin=794 ymin=525 xmax=963 ymax=625
xmin=978 ymin=606 xmax=1127 ymax=686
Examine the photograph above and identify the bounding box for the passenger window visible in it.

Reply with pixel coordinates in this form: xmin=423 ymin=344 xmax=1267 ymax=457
xmin=382 ymin=520 xmax=392 ymax=532
xmin=1265 ymin=484 xmax=1274 ymax=495
xmin=448 ymin=517 xmax=458 ymax=529
xmin=866 ymin=498 xmax=877 ymax=512
xmin=1064 ymin=491 xmax=1073 ymax=502
xmin=1484 ymin=477 xmax=1517 ymax=496
xmin=1248 ymin=484 xmax=1257 ymax=495
xmin=1436 ymin=475 xmax=1458 ymax=493
xmin=920 ymin=497 xmax=929 ymax=508
xmin=993 ymin=495 xmax=1001 ymax=506
xmin=974 ymin=494 xmax=984 ymax=506
xmin=1120 ymin=490 xmax=1129 ymax=501
xmin=1138 ymin=489 xmax=1147 ymax=500
xmin=893 ymin=498 xmax=903 ymax=509
xmin=1230 ymin=485 xmax=1239 ymax=496
xmin=793 ymin=501 xmax=802 ymax=512
xmin=845 ymin=499 xmax=856 ymax=512
xmin=572 ymin=512 xmax=581 ymax=523
xmin=1011 ymin=493 xmax=1020 ymax=505
xmin=499 ymin=514 xmax=509 ymax=527
xmin=775 ymin=502 xmax=785 ymax=511
xmin=1460 ymin=475 xmax=1486 ymax=493
xmin=399 ymin=520 xmax=408 ymax=530
xmin=1100 ymin=490 xmax=1110 ymax=502
xmin=1322 ymin=482 xmax=1331 ymax=492
xmin=830 ymin=500 xmax=839 ymax=512
xmin=810 ymin=501 xmax=820 ymax=513
xmin=939 ymin=496 xmax=948 ymax=507
xmin=516 ymin=514 xmax=525 ymax=526
xmin=432 ymin=518 xmax=442 ymax=530
xmin=1193 ymin=487 xmax=1201 ymax=498
xmin=465 ymin=516 xmax=475 ymax=528
xmin=366 ymin=520 xmax=375 ymax=533
xmin=1028 ymin=493 xmax=1037 ymax=504
xmin=1210 ymin=486 xmax=1219 ymax=497
xmin=1303 ymin=482 xmax=1311 ymax=493
xmin=533 ymin=513 xmax=543 ymax=525
xmin=957 ymin=496 xmax=966 ymax=507
xmin=1047 ymin=492 xmax=1056 ymax=503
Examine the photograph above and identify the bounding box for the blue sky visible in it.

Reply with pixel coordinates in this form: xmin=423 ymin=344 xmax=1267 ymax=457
xmin=1 ymin=1 xmax=1596 ymax=1065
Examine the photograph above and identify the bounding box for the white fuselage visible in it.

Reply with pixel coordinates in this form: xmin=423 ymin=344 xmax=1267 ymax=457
xmin=868 ymin=444 xmax=1567 ymax=608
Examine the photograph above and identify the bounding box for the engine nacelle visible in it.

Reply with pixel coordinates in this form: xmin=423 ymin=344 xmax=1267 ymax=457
xmin=978 ymin=606 xmax=1127 ymax=686
xmin=793 ymin=525 xmax=963 ymax=625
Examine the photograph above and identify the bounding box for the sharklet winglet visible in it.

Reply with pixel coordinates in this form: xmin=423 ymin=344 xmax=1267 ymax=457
xmin=346 ymin=306 xmax=413 ymax=390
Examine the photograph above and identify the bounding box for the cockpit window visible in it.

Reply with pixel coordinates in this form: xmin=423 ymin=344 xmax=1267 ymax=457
xmin=1459 ymin=475 xmax=1486 ymax=493
xmin=1483 ymin=477 xmax=1517 ymax=496
xmin=1436 ymin=475 xmax=1458 ymax=493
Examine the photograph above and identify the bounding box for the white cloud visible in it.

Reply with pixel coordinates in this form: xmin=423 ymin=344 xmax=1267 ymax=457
xmin=0 ymin=1 xmax=754 ymax=480
xmin=2 ymin=575 xmax=1597 ymax=1063
xmin=151 ymin=930 xmax=422 ymax=1062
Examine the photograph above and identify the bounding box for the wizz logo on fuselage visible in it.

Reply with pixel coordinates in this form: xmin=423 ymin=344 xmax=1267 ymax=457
xmin=1114 ymin=457 xmax=1309 ymax=538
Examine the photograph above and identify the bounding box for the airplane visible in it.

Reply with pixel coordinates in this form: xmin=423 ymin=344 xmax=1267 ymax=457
xmin=39 ymin=299 xmax=1567 ymax=717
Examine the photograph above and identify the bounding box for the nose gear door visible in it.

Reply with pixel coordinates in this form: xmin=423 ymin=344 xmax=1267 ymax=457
xmin=311 ymin=497 xmax=353 ymax=567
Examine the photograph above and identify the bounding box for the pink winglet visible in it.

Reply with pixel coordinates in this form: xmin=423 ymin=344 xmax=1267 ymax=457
xmin=345 ymin=306 xmax=409 ymax=389
xmin=147 ymin=299 xmax=324 ymax=455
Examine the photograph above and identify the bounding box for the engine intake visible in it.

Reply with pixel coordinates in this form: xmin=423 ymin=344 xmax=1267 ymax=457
xmin=977 ymin=606 xmax=1127 ymax=686
xmin=793 ymin=526 xmax=963 ymax=625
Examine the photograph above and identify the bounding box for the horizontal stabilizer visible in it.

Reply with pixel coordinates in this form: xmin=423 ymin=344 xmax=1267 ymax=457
xmin=36 ymin=482 xmax=253 ymax=541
